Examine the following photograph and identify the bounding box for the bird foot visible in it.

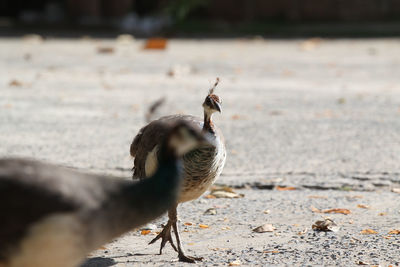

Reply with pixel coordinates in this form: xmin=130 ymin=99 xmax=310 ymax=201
xmin=178 ymin=253 xmax=203 ymax=263
xmin=149 ymin=221 xmax=178 ymax=254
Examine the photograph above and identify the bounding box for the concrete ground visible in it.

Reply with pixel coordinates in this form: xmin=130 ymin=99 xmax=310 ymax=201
xmin=1 ymin=36 xmax=400 ymax=266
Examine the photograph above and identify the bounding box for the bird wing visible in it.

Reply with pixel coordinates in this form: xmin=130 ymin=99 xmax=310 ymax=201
xmin=130 ymin=115 xmax=203 ymax=179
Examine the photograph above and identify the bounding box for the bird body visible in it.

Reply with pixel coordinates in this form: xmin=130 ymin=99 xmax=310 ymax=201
xmin=131 ymin=114 xmax=226 ymax=203
xmin=0 ymin=121 xmax=207 ymax=267
xmin=130 ymin=79 xmax=226 ymax=262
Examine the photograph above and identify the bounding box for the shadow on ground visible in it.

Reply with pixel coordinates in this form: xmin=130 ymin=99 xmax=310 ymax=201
xmin=81 ymin=257 xmax=116 ymax=267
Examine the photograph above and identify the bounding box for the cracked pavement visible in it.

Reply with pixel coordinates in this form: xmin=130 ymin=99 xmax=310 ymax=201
xmin=1 ymin=37 xmax=400 ymax=266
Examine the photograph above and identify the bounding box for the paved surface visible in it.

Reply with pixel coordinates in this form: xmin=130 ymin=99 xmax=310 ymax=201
xmin=1 ymin=37 xmax=400 ymax=266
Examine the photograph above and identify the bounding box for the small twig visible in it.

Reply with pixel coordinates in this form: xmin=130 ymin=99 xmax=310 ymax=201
xmin=145 ymin=97 xmax=165 ymax=123
xmin=209 ymin=77 xmax=220 ymax=95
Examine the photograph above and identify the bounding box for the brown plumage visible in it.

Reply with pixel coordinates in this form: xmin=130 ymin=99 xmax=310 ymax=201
xmin=130 ymin=79 xmax=226 ymax=263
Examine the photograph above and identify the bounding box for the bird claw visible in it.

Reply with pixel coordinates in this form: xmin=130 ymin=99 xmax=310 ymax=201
xmin=178 ymin=253 xmax=203 ymax=263
xmin=148 ymin=222 xmax=178 ymax=253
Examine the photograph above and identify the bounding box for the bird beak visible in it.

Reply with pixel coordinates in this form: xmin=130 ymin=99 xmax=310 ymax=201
xmin=213 ymin=101 xmax=222 ymax=113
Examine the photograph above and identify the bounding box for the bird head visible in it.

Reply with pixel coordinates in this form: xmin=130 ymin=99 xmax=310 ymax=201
xmin=202 ymin=78 xmax=222 ymax=115
xmin=167 ymin=122 xmax=212 ymax=157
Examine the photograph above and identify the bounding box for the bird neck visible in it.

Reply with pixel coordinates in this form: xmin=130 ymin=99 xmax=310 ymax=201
xmin=203 ymin=111 xmax=215 ymax=134
xmin=87 ymin=159 xmax=181 ymax=248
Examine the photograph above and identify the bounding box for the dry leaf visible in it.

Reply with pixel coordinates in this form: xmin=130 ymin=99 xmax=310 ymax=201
xmin=9 ymin=79 xmax=23 ymax=87
xmin=392 ymin=188 xmax=400 ymax=194
xmin=263 ymin=250 xmax=280 ymax=253
xmin=311 ymin=206 xmax=322 ymax=213
xmin=199 ymin=224 xmax=209 ymax=229
xmin=297 ymin=228 xmax=308 ymax=235
xmin=312 ymin=218 xmax=339 ymax=232
xmin=378 ymin=212 xmax=387 ymax=216
xmin=231 ymin=114 xmax=241 ymax=120
xmin=184 ymin=222 xmax=193 ymax=226
xmin=229 ymin=259 xmax=241 ymax=266
xmin=300 ymin=38 xmax=323 ymax=51
xmin=253 ymin=223 xmax=275 ymax=233
xmin=141 ymin=230 xmax=151 ymax=235
xmin=97 ymin=46 xmax=115 ymax=54
xmin=211 ymin=191 xmax=243 ymax=198
xmin=323 ymin=208 xmax=351 ymax=215
xmin=144 ymin=38 xmax=167 ymax=50
xmin=360 ymin=229 xmax=378 ymax=235
xmin=276 ymin=186 xmax=296 ymax=191
xmin=357 ymin=204 xmax=371 ymax=209
xmin=204 ymin=208 xmax=217 ymax=215
xmin=210 ymin=186 xmax=244 ymax=198
xmin=388 ymin=229 xmax=400 ymax=235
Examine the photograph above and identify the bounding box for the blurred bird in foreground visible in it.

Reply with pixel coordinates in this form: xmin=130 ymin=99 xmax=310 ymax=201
xmin=0 ymin=122 xmax=209 ymax=267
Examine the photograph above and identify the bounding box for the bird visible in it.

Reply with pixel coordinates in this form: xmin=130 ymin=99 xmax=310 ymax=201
xmin=130 ymin=78 xmax=226 ymax=263
xmin=0 ymin=122 xmax=209 ymax=267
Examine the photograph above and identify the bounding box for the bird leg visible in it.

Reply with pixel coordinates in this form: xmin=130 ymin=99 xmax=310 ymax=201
xmin=169 ymin=205 xmax=203 ymax=263
xmin=149 ymin=215 xmax=178 ymax=254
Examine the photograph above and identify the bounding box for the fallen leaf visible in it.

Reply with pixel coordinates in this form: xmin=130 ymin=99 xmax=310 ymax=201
xmin=141 ymin=230 xmax=151 ymax=235
xmin=308 ymin=195 xmax=328 ymax=199
xmin=297 ymin=228 xmax=308 ymax=235
xmin=184 ymin=222 xmax=193 ymax=226
xmin=269 ymin=110 xmax=283 ymax=116
xmin=97 ymin=46 xmax=115 ymax=54
xmin=199 ymin=224 xmax=209 ymax=229
xmin=230 ymin=149 xmax=238 ymax=155
xmin=263 ymin=250 xmax=280 ymax=253
xmin=311 ymin=206 xmax=322 ymax=213
xmin=144 ymin=38 xmax=167 ymax=50
xmin=357 ymin=204 xmax=371 ymax=209
xmin=378 ymin=212 xmax=387 ymax=216
xmin=229 ymin=259 xmax=241 ymax=266
xmin=300 ymin=37 xmax=323 ymax=51
xmin=276 ymin=186 xmax=296 ymax=191
xmin=392 ymin=188 xmax=400 ymax=194
xmin=282 ymin=69 xmax=295 ymax=77
xmin=388 ymin=229 xmax=400 ymax=235
xmin=204 ymin=208 xmax=217 ymax=215
xmin=210 ymin=186 xmax=244 ymax=198
xmin=323 ymin=208 xmax=351 ymax=215
xmin=211 ymin=191 xmax=243 ymax=198
xmin=252 ymin=223 xmax=275 ymax=233
xmin=231 ymin=114 xmax=241 ymax=120
xmin=360 ymin=229 xmax=378 ymax=235
xmin=312 ymin=218 xmax=339 ymax=232
xmin=9 ymin=79 xmax=23 ymax=87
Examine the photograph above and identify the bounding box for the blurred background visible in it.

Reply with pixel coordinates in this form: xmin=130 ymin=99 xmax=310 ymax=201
xmin=1 ymin=0 xmax=400 ymax=37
